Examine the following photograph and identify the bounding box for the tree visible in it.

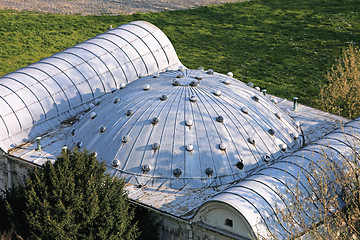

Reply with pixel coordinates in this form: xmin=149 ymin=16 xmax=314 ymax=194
xmin=1 ymin=149 xmax=139 ymax=240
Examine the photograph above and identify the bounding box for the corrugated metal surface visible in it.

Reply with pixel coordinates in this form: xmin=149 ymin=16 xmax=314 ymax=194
xmin=66 ymin=69 xmax=302 ymax=189
xmin=0 ymin=21 xmax=182 ymax=151
xmin=196 ymin=117 xmax=360 ymax=239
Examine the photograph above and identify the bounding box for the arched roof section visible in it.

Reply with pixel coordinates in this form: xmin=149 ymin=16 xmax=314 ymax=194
xmin=0 ymin=21 xmax=182 ymax=151
xmin=195 ymin=118 xmax=360 ymax=239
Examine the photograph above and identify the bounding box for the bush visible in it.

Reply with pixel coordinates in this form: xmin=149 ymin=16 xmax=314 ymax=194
xmin=318 ymin=44 xmax=360 ymax=119
xmin=1 ymin=149 xmax=139 ymax=240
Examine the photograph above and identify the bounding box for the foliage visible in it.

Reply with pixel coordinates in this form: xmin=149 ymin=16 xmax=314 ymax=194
xmin=0 ymin=149 xmax=139 ymax=240
xmin=318 ymin=44 xmax=360 ymax=119
xmin=1 ymin=0 xmax=360 ymax=107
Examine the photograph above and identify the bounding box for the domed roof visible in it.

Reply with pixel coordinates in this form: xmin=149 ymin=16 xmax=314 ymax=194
xmin=66 ymin=69 xmax=302 ymax=189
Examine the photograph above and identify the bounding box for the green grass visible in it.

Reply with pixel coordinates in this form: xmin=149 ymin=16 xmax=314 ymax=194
xmin=0 ymin=0 xmax=359 ymax=107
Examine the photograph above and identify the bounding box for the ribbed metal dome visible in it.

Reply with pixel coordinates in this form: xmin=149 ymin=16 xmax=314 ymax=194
xmin=66 ymin=69 xmax=303 ymax=189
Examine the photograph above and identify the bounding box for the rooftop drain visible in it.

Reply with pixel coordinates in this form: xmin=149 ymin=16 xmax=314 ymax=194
xmin=275 ymin=112 xmax=282 ymax=119
xmin=153 ymin=72 xmax=160 ymax=78
xmin=291 ymin=132 xmax=299 ymax=140
xmin=219 ymin=142 xmax=227 ymax=151
xmin=112 ymin=159 xmax=120 ymax=167
xmin=142 ymin=164 xmax=150 ymax=174
xmin=76 ymin=141 xmax=83 ymax=148
xmin=223 ymin=79 xmax=231 ymax=85
xmin=214 ymin=90 xmax=222 ymax=96
xmin=152 ymin=142 xmax=160 ymax=151
xmin=186 ymin=144 xmax=194 ymax=152
xmin=247 ymin=82 xmax=254 ymax=88
xmin=262 ymin=89 xmax=267 ymax=96
xmin=248 ymin=137 xmax=255 ymax=145
xmin=236 ymin=161 xmax=244 ymax=170
xmin=174 ymin=168 xmax=182 ymax=178
xmin=126 ymin=110 xmax=133 ymax=116
xmin=122 ymin=135 xmax=129 ymax=143
xmin=120 ymin=83 xmax=126 ymax=89
xmin=254 ymin=87 xmax=261 ymax=91
xmin=143 ymin=84 xmax=151 ymax=91
xmin=280 ymin=143 xmax=287 ymax=151
xmin=185 ymin=119 xmax=193 ymax=127
xmin=90 ymin=112 xmax=97 ymax=119
xmin=263 ymin=154 xmax=271 ymax=163
xmin=227 ymin=72 xmax=233 ymax=77
xmin=198 ymin=67 xmax=204 ymax=71
xmin=99 ymin=125 xmax=107 ymax=133
xmin=252 ymin=96 xmax=259 ymax=102
xmin=36 ymin=137 xmax=41 ymax=151
xmin=173 ymin=80 xmax=180 ymax=86
xmin=205 ymin=167 xmax=214 ymax=176
xmin=71 ymin=128 xmax=77 ymax=136
xmin=190 ymin=96 xmax=197 ymax=102
xmin=268 ymin=129 xmax=276 ymax=136
xmin=241 ymin=107 xmax=249 ymax=114
xmin=160 ymin=95 xmax=168 ymax=101
xmin=190 ymin=80 xmax=199 ymax=87
xmin=216 ymin=116 xmax=224 ymax=123
xmin=151 ymin=117 xmax=159 ymax=125
xmin=207 ymin=69 xmax=214 ymax=75
xmin=113 ymin=97 xmax=120 ymax=104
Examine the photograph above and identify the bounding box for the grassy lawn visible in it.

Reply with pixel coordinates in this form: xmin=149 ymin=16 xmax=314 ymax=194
xmin=0 ymin=0 xmax=359 ymax=108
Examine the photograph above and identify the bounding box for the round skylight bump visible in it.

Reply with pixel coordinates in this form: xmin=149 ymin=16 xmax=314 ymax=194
xmin=178 ymin=66 xmax=184 ymax=71
xmin=262 ymin=89 xmax=267 ymax=96
xmin=166 ymin=67 xmax=171 ymax=72
xmin=122 ymin=135 xmax=129 ymax=143
xmin=90 ymin=112 xmax=97 ymax=119
xmin=76 ymin=141 xmax=83 ymax=148
xmin=247 ymin=82 xmax=254 ymax=88
xmin=236 ymin=161 xmax=244 ymax=170
xmin=190 ymin=80 xmax=199 ymax=87
xmin=174 ymin=168 xmax=182 ymax=178
xmin=152 ymin=143 xmax=160 ymax=151
xmin=214 ymin=90 xmax=222 ymax=96
xmin=295 ymin=121 xmax=301 ymax=128
xmin=198 ymin=67 xmax=205 ymax=71
xmin=139 ymin=73 xmax=145 ymax=78
xmin=113 ymin=97 xmax=120 ymax=104
xmin=195 ymin=75 xmax=202 ymax=80
xmin=126 ymin=110 xmax=133 ymax=116
xmin=119 ymin=83 xmax=126 ymax=89
xmin=219 ymin=142 xmax=227 ymax=151
xmin=241 ymin=107 xmax=249 ymax=114
xmin=176 ymin=72 xmax=184 ymax=78
xmin=190 ymin=95 xmax=197 ymax=102
xmin=227 ymin=72 xmax=233 ymax=77
xmin=185 ymin=119 xmax=193 ymax=127
xmin=205 ymin=167 xmax=214 ymax=177
xmin=143 ymin=84 xmax=151 ymax=91
xmin=223 ymin=79 xmax=231 ymax=85
xmin=71 ymin=128 xmax=77 ymax=136
xmin=291 ymin=132 xmax=299 ymax=140
xmin=216 ymin=116 xmax=224 ymax=123
xmin=207 ymin=69 xmax=214 ymax=75
xmin=94 ymin=100 xmax=101 ymax=106
xmin=111 ymin=88 xmax=117 ymax=93
xmin=268 ymin=129 xmax=276 ymax=136
xmin=88 ymin=102 xmax=95 ymax=110
xmin=99 ymin=125 xmax=106 ymax=133
xmin=112 ymin=159 xmax=120 ymax=167
xmin=271 ymin=98 xmax=278 ymax=104
xmin=263 ymin=154 xmax=271 ymax=163
xmin=252 ymin=96 xmax=259 ymax=102
xmin=153 ymin=72 xmax=160 ymax=78
xmin=160 ymin=95 xmax=168 ymax=101
xmin=151 ymin=117 xmax=159 ymax=125
xmin=275 ymin=112 xmax=282 ymax=119
xmin=248 ymin=137 xmax=255 ymax=145
xmin=254 ymin=86 xmax=261 ymax=91
xmin=280 ymin=143 xmax=287 ymax=151
xmin=142 ymin=164 xmax=150 ymax=174
xmin=173 ymin=80 xmax=180 ymax=86
xmin=186 ymin=144 xmax=194 ymax=152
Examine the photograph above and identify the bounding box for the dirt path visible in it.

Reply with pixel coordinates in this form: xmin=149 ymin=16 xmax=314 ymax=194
xmin=0 ymin=0 xmax=244 ymax=15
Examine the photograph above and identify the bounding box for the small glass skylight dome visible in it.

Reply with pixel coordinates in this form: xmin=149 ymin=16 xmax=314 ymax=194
xmin=66 ymin=69 xmax=303 ymax=189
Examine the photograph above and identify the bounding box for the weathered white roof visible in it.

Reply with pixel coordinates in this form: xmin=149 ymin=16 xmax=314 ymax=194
xmin=66 ymin=69 xmax=302 ymax=189
xmin=0 ymin=21 xmax=181 ymax=151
